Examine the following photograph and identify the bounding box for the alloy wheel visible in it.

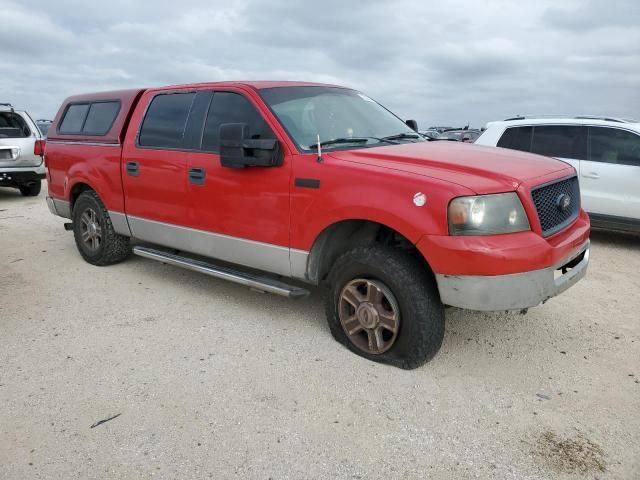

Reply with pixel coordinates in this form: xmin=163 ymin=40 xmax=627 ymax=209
xmin=338 ymin=278 xmax=400 ymax=354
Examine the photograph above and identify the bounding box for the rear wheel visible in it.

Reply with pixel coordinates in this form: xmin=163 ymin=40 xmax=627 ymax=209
xmin=72 ymin=191 xmax=130 ymax=266
xmin=19 ymin=180 xmax=41 ymax=197
xmin=325 ymin=246 xmax=445 ymax=369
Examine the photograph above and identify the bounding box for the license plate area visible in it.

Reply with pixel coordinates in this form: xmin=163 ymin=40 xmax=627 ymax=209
xmin=553 ymin=249 xmax=587 ymax=280
xmin=0 ymin=147 xmax=19 ymax=161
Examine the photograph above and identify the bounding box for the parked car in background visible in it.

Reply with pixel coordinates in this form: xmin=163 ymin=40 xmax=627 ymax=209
xmin=428 ymin=126 xmax=454 ymax=134
xmin=419 ymin=129 xmax=440 ymax=140
xmin=437 ymin=129 xmax=482 ymax=143
xmin=0 ymin=103 xmax=46 ymax=196
xmin=476 ymin=116 xmax=640 ymax=233
xmin=36 ymin=119 xmax=53 ymax=137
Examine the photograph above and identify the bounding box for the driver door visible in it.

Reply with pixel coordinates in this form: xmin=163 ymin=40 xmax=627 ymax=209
xmin=185 ymin=89 xmax=293 ymax=276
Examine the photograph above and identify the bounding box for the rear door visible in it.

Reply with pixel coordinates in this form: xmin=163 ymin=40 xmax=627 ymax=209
xmin=121 ymin=90 xmax=197 ymax=240
xmin=581 ymin=126 xmax=640 ymax=219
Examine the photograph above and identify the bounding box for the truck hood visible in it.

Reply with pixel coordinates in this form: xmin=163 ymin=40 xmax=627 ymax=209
xmin=328 ymin=141 xmax=573 ymax=194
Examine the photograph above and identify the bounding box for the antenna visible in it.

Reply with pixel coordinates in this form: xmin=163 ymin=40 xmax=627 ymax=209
xmin=316 ymin=134 xmax=323 ymax=163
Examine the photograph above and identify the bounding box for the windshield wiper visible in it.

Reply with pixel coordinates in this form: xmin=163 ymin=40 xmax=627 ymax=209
xmin=307 ymin=136 xmax=397 ymax=149
xmin=381 ymin=132 xmax=421 ymax=142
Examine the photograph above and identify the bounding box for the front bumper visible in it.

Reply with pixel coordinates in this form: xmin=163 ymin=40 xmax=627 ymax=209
xmin=435 ymin=239 xmax=589 ymax=311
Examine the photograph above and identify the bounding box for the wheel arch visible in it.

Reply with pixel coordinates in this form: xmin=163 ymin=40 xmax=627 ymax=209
xmin=68 ymin=181 xmax=96 ymax=213
xmin=305 ymin=219 xmax=434 ymax=284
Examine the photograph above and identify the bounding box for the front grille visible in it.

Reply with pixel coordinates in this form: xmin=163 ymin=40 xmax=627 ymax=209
xmin=531 ymin=176 xmax=580 ymax=237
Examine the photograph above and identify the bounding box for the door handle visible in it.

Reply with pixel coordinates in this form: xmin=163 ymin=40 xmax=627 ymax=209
xmin=188 ymin=167 xmax=206 ymax=185
xmin=582 ymin=172 xmax=600 ymax=179
xmin=126 ymin=161 xmax=139 ymax=176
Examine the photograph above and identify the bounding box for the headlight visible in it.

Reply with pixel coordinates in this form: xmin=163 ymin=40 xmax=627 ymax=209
xmin=448 ymin=192 xmax=530 ymax=235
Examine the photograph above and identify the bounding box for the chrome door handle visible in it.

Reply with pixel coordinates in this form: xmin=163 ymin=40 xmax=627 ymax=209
xmin=582 ymin=172 xmax=600 ymax=179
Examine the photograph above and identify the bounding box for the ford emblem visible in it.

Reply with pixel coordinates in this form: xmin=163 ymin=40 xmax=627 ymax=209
xmin=557 ymin=193 xmax=571 ymax=212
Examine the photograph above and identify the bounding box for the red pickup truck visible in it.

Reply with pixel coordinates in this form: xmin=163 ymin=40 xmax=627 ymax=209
xmin=45 ymin=81 xmax=590 ymax=368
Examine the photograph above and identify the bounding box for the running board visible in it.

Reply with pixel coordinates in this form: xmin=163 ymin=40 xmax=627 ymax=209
xmin=132 ymin=246 xmax=310 ymax=299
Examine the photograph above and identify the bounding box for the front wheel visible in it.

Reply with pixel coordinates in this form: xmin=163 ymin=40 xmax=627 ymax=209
xmin=325 ymin=246 xmax=445 ymax=369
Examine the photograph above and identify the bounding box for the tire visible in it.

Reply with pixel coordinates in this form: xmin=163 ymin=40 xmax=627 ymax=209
xmin=72 ymin=190 xmax=130 ymax=266
xmin=325 ymin=246 xmax=445 ymax=369
xmin=19 ymin=180 xmax=41 ymax=197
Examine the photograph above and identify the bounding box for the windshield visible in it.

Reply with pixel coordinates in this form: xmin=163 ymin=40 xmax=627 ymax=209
xmin=260 ymin=86 xmax=424 ymax=151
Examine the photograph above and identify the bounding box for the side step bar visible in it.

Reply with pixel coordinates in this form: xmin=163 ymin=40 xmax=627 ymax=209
xmin=132 ymin=246 xmax=310 ymax=299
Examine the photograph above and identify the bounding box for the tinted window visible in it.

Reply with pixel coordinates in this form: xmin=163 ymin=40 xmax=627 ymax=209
xmin=59 ymin=104 xmax=89 ymax=133
xmin=497 ymin=126 xmax=532 ymax=152
xmin=0 ymin=112 xmax=30 ymax=138
xmin=139 ymin=93 xmax=196 ymax=149
xmin=590 ymin=127 xmax=640 ymax=167
xmin=531 ymin=125 xmax=587 ymax=160
xmin=202 ymin=92 xmax=275 ymax=152
xmin=82 ymin=102 xmax=120 ymax=135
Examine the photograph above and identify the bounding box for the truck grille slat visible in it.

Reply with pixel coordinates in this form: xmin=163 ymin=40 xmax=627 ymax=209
xmin=531 ymin=176 xmax=580 ymax=237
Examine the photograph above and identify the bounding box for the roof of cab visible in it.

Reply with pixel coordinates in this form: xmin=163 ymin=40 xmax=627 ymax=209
xmin=47 ymin=82 xmax=348 ymax=144
xmin=148 ymin=80 xmax=344 ymax=91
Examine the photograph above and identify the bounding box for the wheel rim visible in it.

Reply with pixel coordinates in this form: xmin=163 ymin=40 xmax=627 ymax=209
xmin=79 ymin=207 xmax=102 ymax=251
xmin=338 ymin=278 xmax=400 ymax=355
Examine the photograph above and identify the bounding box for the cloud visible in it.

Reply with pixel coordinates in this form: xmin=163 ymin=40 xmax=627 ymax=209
xmin=542 ymin=0 xmax=640 ymax=32
xmin=2 ymin=0 xmax=639 ymax=127
xmin=0 ymin=3 xmax=75 ymax=57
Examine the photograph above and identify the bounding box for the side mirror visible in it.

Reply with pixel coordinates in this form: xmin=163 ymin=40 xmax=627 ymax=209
xmin=219 ymin=123 xmax=282 ymax=169
xmin=405 ymin=119 xmax=419 ymax=132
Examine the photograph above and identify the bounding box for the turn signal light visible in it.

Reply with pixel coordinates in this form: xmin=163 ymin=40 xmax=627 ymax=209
xmin=449 ymin=202 xmax=468 ymax=225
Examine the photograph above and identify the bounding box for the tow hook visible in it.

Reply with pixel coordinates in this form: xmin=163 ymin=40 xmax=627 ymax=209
xmin=63 ymin=222 xmax=74 ymax=231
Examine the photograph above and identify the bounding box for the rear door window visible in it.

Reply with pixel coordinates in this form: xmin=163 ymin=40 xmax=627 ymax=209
xmin=531 ymin=125 xmax=587 ymax=160
xmin=138 ymin=93 xmax=196 ymax=149
xmin=201 ymin=92 xmax=275 ymax=152
xmin=497 ymin=126 xmax=532 ymax=152
xmin=589 ymin=127 xmax=640 ymax=167
xmin=0 ymin=112 xmax=31 ymax=138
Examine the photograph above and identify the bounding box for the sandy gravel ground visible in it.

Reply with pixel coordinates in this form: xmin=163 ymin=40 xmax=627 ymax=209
xmin=1 ymin=185 xmax=639 ymax=480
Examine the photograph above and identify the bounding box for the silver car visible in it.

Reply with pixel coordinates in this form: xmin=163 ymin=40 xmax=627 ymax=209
xmin=0 ymin=103 xmax=46 ymax=196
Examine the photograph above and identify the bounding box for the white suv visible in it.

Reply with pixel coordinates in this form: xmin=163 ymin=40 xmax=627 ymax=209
xmin=0 ymin=103 xmax=46 ymax=196
xmin=476 ymin=116 xmax=640 ymax=234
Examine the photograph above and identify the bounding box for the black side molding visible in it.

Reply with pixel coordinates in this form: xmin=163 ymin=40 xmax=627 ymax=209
xmin=589 ymin=212 xmax=640 ymax=234
xmin=295 ymin=178 xmax=320 ymax=189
